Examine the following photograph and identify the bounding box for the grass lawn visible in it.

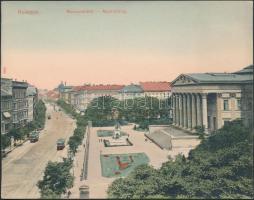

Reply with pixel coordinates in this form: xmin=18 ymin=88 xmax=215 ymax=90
xmin=100 ymin=153 xmax=149 ymax=178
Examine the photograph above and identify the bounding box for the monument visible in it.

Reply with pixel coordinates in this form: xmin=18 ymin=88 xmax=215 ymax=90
xmin=103 ymin=108 xmax=132 ymax=147
xmin=113 ymin=122 xmax=121 ymax=139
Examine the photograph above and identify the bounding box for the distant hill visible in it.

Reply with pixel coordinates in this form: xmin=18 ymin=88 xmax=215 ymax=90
xmin=107 ymin=120 xmax=253 ymax=199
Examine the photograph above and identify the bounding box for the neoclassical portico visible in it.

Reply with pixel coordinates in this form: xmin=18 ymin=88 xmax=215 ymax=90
xmin=172 ymin=93 xmax=208 ymax=133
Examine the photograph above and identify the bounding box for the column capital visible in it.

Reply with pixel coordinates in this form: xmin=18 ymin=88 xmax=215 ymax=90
xmin=201 ymin=93 xmax=208 ymax=98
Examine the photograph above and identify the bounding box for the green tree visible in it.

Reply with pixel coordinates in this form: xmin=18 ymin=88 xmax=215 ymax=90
xmin=37 ymin=158 xmax=74 ymax=197
xmin=1 ymin=134 xmax=11 ymax=150
xmin=107 ymin=120 xmax=254 ymax=199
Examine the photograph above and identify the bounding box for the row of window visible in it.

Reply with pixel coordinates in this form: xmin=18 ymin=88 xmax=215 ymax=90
xmin=13 ymin=89 xmax=26 ymax=99
xmin=145 ymin=92 xmax=171 ymax=96
xmin=1 ymin=101 xmax=12 ymax=110
xmin=13 ymin=101 xmax=28 ymax=110
xmin=1 ymin=101 xmax=28 ymax=111
xmin=223 ymin=99 xmax=241 ymax=111
xmin=13 ymin=111 xmax=28 ymax=121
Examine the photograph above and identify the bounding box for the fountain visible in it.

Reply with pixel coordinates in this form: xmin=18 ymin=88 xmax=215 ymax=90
xmin=104 ymin=122 xmax=132 ymax=147
xmin=103 ymin=108 xmax=132 ymax=147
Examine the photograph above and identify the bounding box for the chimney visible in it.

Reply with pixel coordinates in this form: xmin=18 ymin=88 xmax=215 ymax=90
xmin=65 ymin=82 xmax=66 ymax=86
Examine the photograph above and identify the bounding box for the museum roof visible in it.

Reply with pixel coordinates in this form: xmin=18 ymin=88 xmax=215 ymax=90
xmin=172 ymin=65 xmax=253 ymax=85
xmin=233 ymin=65 xmax=253 ymax=75
xmin=140 ymin=81 xmax=171 ymax=92
xmin=186 ymin=73 xmax=252 ymax=83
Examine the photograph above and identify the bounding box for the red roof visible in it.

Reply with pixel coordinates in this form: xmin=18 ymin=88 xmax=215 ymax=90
xmin=46 ymin=90 xmax=59 ymax=99
xmin=140 ymin=82 xmax=171 ymax=92
xmin=73 ymin=86 xmax=84 ymax=91
xmin=75 ymin=84 xmax=125 ymax=91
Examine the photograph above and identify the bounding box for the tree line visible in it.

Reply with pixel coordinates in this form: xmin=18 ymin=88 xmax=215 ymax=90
xmin=37 ymin=99 xmax=88 ymax=198
xmin=107 ymin=120 xmax=254 ymax=199
xmin=85 ymin=96 xmax=172 ymax=129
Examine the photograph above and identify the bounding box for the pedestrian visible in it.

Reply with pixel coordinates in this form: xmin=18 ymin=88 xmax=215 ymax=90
xmin=67 ymin=190 xmax=71 ymax=198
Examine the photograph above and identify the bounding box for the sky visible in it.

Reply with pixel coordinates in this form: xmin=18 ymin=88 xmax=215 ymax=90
xmin=1 ymin=1 xmax=253 ymax=90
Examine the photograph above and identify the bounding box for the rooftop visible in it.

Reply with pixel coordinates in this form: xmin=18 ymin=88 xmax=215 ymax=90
xmin=140 ymin=81 xmax=171 ymax=92
xmin=26 ymin=86 xmax=37 ymax=96
xmin=234 ymin=65 xmax=253 ymax=75
xmin=185 ymin=73 xmax=252 ymax=83
xmin=75 ymin=84 xmax=125 ymax=91
xmin=172 ymin=65 xmax=253 ymax=86
xmin=12 ymin=81 xmax=28 ymax=88
xmin=120 ymin=84 xmax=143 ymax=93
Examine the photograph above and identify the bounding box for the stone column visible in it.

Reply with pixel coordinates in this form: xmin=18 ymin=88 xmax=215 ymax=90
xmin=183 ymin=94 xmax=188 ymax=128
xmin=172 ymin=95 xmax=176 ymax=125
xmin=179 ymin=94 xmax=183 ymax=127
xmin=175 ymin=94 xmax=179 ymax=126
xmin=196 ymin=93 xmax=202 ymax=127
xmin=187 ymin=94 xmax=192 ymax=129
xmin=191 ymin=94 xmax=197 ymax=129
xmin=201 ymin=93 xmax=208 ymax=134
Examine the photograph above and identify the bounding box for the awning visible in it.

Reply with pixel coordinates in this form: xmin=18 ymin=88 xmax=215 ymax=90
xmin=3 ymin=112 xmax=11 ymax=118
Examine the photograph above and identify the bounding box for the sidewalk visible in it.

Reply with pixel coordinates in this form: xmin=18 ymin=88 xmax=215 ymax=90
xmin=2 ymin=139 xmax=29 ymax=157
xmin=68 ymin=132 xmax=87 ymax=198
xmin=2 ymin=128 xmax=47 ymax=158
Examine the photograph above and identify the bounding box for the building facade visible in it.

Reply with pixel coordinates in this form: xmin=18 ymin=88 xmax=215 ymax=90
xmin=58 ymin=82 xmax=73 ymax=103
xmin=140 ymin=82 xmax=171 ymax=99
xmin=171 ymin=65 xmax=253 ymax=134
xmin=1 ymin=78 xmax=13 ymax=134
xmin=26 ymin=85 xmax=38 ymax=122
xmin=120 ymin=84 xmax=144 ymax=100
xmin=12 ymin=81 xmax=29 ymax=128
xmin=61 ymin=84 xmax=125 ymax=112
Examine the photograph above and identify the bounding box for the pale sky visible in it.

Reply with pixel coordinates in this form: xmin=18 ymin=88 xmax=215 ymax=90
xmin=1 ymin=1 xmax=253 ymax=90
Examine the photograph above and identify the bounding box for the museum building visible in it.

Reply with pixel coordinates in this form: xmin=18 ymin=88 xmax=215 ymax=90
xmin=171 ymin=65 xmax=253 ymax=134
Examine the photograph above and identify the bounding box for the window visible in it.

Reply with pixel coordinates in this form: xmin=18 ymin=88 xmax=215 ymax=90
xmin=223 ymin=118 xmax=231 ymax=126
xmin=236 ymin=99 xmax=241 ymax=110
xmin=223 ymin=99 xmax=229 ymax=110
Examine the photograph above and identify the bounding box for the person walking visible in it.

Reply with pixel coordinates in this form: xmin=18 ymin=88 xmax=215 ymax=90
xmin=67 ymin=190 xmax=71 ymax=198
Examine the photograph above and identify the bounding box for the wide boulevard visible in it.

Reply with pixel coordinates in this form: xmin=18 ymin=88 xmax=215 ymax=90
xmin=1 ymin=102 xmax=76 ymax=198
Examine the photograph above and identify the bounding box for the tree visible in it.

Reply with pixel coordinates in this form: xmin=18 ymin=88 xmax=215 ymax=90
xmin=195 ymin=125 xmax=205 ymax=139
xmin=107 ymin=120 xmax=254 ymax=199
xmin=1 ymin=134 xmax=11 ymax=150
xmin=40 ymin=188 xmax=60 ymax=199
xmin=37 ymin=158 xmax=74 ymax=197
xmin=9 ymin=128 xmax=21 ymax=142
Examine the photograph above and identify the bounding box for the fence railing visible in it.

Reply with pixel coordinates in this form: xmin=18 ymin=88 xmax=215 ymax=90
xmin=80 ymin=121 xmax=92 ymax=180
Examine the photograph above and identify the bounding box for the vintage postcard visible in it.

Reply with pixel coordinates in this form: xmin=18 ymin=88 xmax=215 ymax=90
xmin=1 ymin=1 xmax=253 ymax=199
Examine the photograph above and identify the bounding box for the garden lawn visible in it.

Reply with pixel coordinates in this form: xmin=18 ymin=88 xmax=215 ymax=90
xmin=100 ymin=153 xmax=149 ymax=178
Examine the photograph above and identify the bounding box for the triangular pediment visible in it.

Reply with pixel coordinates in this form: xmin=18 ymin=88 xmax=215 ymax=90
xmin=172 ymin=74 xmax=198 ymax=86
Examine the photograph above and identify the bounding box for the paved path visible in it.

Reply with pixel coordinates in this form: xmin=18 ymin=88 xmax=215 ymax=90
xmin=66 ymin=124 xmax=201 ymax=199
xmin=85 ymin=125 xmax=169 ymax=198
xmin=1 ymin=103 xmax=76 ymax=199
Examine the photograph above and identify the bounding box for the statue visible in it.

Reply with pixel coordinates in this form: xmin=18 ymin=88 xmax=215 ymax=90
xmin=113 ymin=122 xmax=121 ymax=139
